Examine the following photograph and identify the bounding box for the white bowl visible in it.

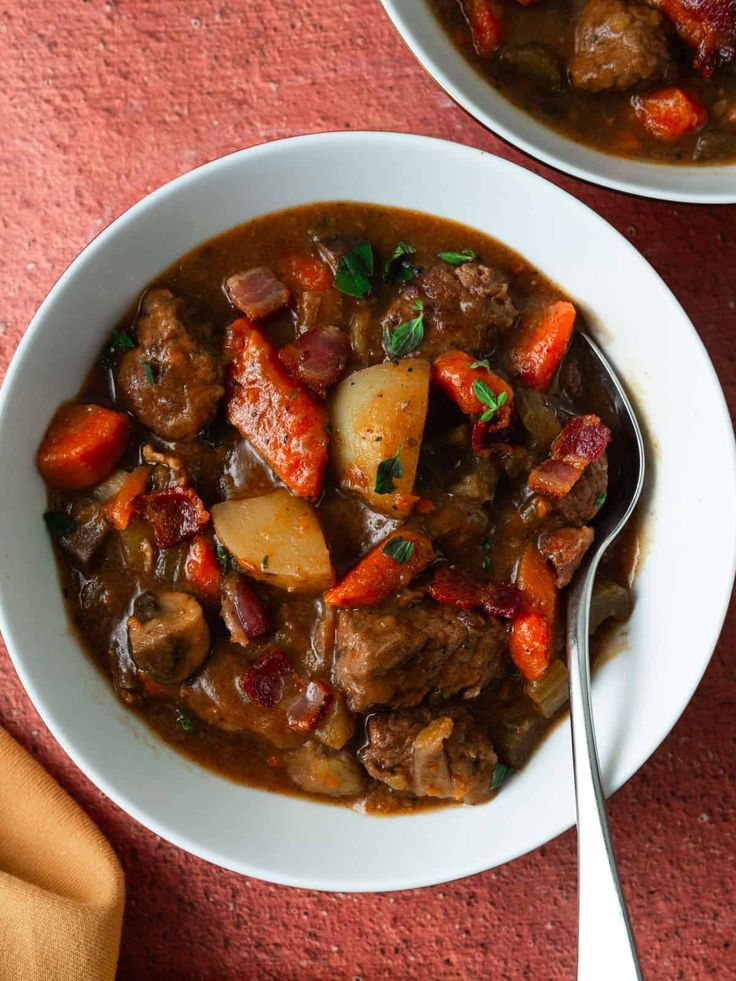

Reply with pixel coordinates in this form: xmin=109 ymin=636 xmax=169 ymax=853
xmin=380 ymin=0 xmax=736 ymax=203
xmin=0 ymin=133 xmax=734 ymax=891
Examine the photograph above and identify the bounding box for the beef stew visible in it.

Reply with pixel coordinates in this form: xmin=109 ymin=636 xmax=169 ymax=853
xmin=38 ymin=202 xmax=637 ymax=813
xmin=430 ymin=0 xmax=736 ymax=163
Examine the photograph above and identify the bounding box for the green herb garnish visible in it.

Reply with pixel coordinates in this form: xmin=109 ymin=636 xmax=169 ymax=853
xmin=141 ymin=360 xmax=156 ymax=384
xmin=198 ymin=425 xmax=220 ymax=448
xmin=491 ymin=762 xmax=510 ymax=790
xmin=43 ymin=511 xmax=75 ymax=537
xmin=382 ymin=536 xmax=415 ymax=564
xmin=176 ymin=710 xmax=195 ymax=732
xmin=374 ymin=446 xmax=403 ymax=495
xmin=595 ymin=492 xmax=607 ymax=509
xmin=261 ymin=555 xmax=269 ymax=570
xmin=471 ymin=359 xmax=491 ymax=370
xmin=472 ymin=379 xmax=508 ymax=423
xmin=216 ymin=544 xmax=229 ymax=575
xmin=383 ymin=299 xmax=425 ymax=358
xmin=100 ymin=327 xmax=135 ymax=367
xmin=481 ymin=539 xmax=492 ymax=572
xmin=438 ymin=249 xmax=476 ymax=266
xmin=384 ymin=241 xmax=416 ymax=283
xmin=334 ymin=241 xmax=375 ymax=298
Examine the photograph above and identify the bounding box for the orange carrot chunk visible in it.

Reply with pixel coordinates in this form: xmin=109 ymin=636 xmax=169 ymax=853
xmin=515 ymin=543 xmax=557 ymax=624
xmin=226 ymin=318 xmax=329 ymax=499
xmin=185 ymin=535 xmax=223 ymax=602
xmin=281 ymin=254 xmax=333 ymax=291
xmin=509 ymin=300 xmax=576 ymax=391
xmin=632 ymin=87 xmax=707 ymax=143
xmin=37 ymin=403 xmax=132 ymax=491
xmin=509 ymin=612 xmax=551 ymax=681
xmin=324 ymin=531 xmax=435 ymax=608
xmin=460 ymin=0 xmax=504 ymax=56
xmin=432 ymin=350 xmax=514 ymax=424
xmin=104 ymin=466 xmax=151 ymax=530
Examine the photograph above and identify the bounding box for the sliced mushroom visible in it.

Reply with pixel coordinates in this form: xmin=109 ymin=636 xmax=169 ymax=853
xmin=127 ymin=591 xmax=210 ymax=683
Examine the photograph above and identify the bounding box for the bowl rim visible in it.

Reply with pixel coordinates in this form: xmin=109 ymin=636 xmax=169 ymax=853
xmin=379 ymin=0 xmax=736 ymax=204
xmin=1 ymin=131 xmax=735 ymax=891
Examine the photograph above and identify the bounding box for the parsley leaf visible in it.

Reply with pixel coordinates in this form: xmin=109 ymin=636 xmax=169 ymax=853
xmin=438 ymin=249 xmax=476 ymax=266
xmin=374 ymin=446 xmax=403 ymax=494
xmin=491 ymin=762 xmax=510 ymax=790
xmin=141 ymin=360 xmax=156 ymax=384
xmin=261 ymin=555 xmax=269 ymax=570
xmin=384 ymin=241 xmax=416 ymax=283
xmin=383 ymin=299 xmax=425 ymax=358
xmin=471 ymin=358 xmax=491 ymax=370
xmin=382 ymin=536 xmax=415 ymax=564
xmin=43 ymin=511 xmax=75 ymax=537
xmin=334 ymin=241 xmax=375 ymax=298
xmin=472 ymin=379 xmax=508 ymax=423
xmin=176 ymin=710 xmax=195 ymax=732
xmin=595 ymin=492 xmax=607 ymax=508
xmin=216 ymin=544 xmax=229 ymax=575
xmin=100 ymin=327 xmax=136 ymax=367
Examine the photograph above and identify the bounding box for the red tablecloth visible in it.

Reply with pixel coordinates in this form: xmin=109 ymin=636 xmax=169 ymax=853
xmin=1 ymin=2 xmax=734 ymax=977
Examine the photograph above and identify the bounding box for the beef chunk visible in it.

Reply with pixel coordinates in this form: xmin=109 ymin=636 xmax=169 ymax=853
xmin=570 ymin=0 xmax=674 ymax=92
xmin=380 ymin=262 xmax=517 ymax=360
xmin=181 ymin=644 xmax=305 ymax=749
xmin=334 ymin=601 xmax=507 ymax=712
xmin=118 ymin=288 xmax=224 ymax=441
xmin=361 ymin=704 xmax=497 ymax=804
xmin=539 ymin=525 xmax=595 ymax=587
xmin=553 ymin=455 xmax=608 ymax=526
xmin=285 ymin=743 xmax=366 ymax=798
xmin=127 ymin=591 xmax=210 ymax=683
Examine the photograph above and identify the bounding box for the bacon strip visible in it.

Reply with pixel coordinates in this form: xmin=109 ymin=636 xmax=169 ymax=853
xmin=133 ymin=486 xmax=209 ymax=548
xmin=241 ymin=651 xmax=294 ymax=707
xmin=225 ymin=267 xmax=290 ymax=320
xmin=528 ymin=414 xmax=611 ymax=499
xmin=278 ymin=325 xmax=350 ymax=398
xmin=427 ymin=564 xmax=523 ymax=619
xmin=648 ymin=0 xmax=736 ymax=75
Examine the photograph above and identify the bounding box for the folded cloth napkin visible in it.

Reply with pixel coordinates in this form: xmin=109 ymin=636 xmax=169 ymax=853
xmin=0 ymin=727 xmax=124 ymax=981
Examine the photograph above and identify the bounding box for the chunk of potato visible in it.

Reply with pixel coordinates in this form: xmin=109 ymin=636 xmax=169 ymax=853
xmin=329 ymin=358 xmax=430 ymax=517
xmin=211 ymin=490 xmax=334 ymax=593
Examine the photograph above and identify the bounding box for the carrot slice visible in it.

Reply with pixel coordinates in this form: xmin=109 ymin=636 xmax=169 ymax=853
xmin=509 ymin=300 xmax=576 ymax=391
xmin=185 ymin=535 xmax=223 ymax=602
xmin=37 ymin=403 xmax=132 ymax=490
xmin=281 ymin=254 xmax=333 ymax=291
xmin=324 ymin=531 xmax=435 ymax=608
xmin=515 ymin=543 xmax=557 ymax=623
xmin=631 ymin=87 xmax=707 ymax=143
xmin=226 ymin=319 xmax=329 ymax=499
xmin=104 ymin=466 xmax=150 ymax=530
xmin=509 ymin=613 xmax=551 ymax=681
xmin=432 ymin=350 xmax=514 ymax=426
xmin=460 ymin=0 xmax=504 ymax=56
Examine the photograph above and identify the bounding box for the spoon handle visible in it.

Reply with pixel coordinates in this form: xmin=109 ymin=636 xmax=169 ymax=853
xmin=567 ymin=564 xmax=643 ymax=981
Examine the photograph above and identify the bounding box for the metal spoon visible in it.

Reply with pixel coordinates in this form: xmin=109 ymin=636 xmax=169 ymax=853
xmin=565 ymin=331 xmax=645 ymax=981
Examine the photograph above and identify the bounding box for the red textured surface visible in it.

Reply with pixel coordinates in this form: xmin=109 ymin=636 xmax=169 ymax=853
xmin=1 ymin=2 xmax=735 ymax=978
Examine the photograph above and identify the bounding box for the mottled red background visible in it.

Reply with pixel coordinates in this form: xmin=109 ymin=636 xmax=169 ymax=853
xmin=1 ymin=1 xmax=734 ymax=978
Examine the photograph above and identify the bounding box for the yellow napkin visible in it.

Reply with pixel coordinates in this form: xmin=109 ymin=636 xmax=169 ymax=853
xmin=0 ymin=727 xmax=124 ymax=981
